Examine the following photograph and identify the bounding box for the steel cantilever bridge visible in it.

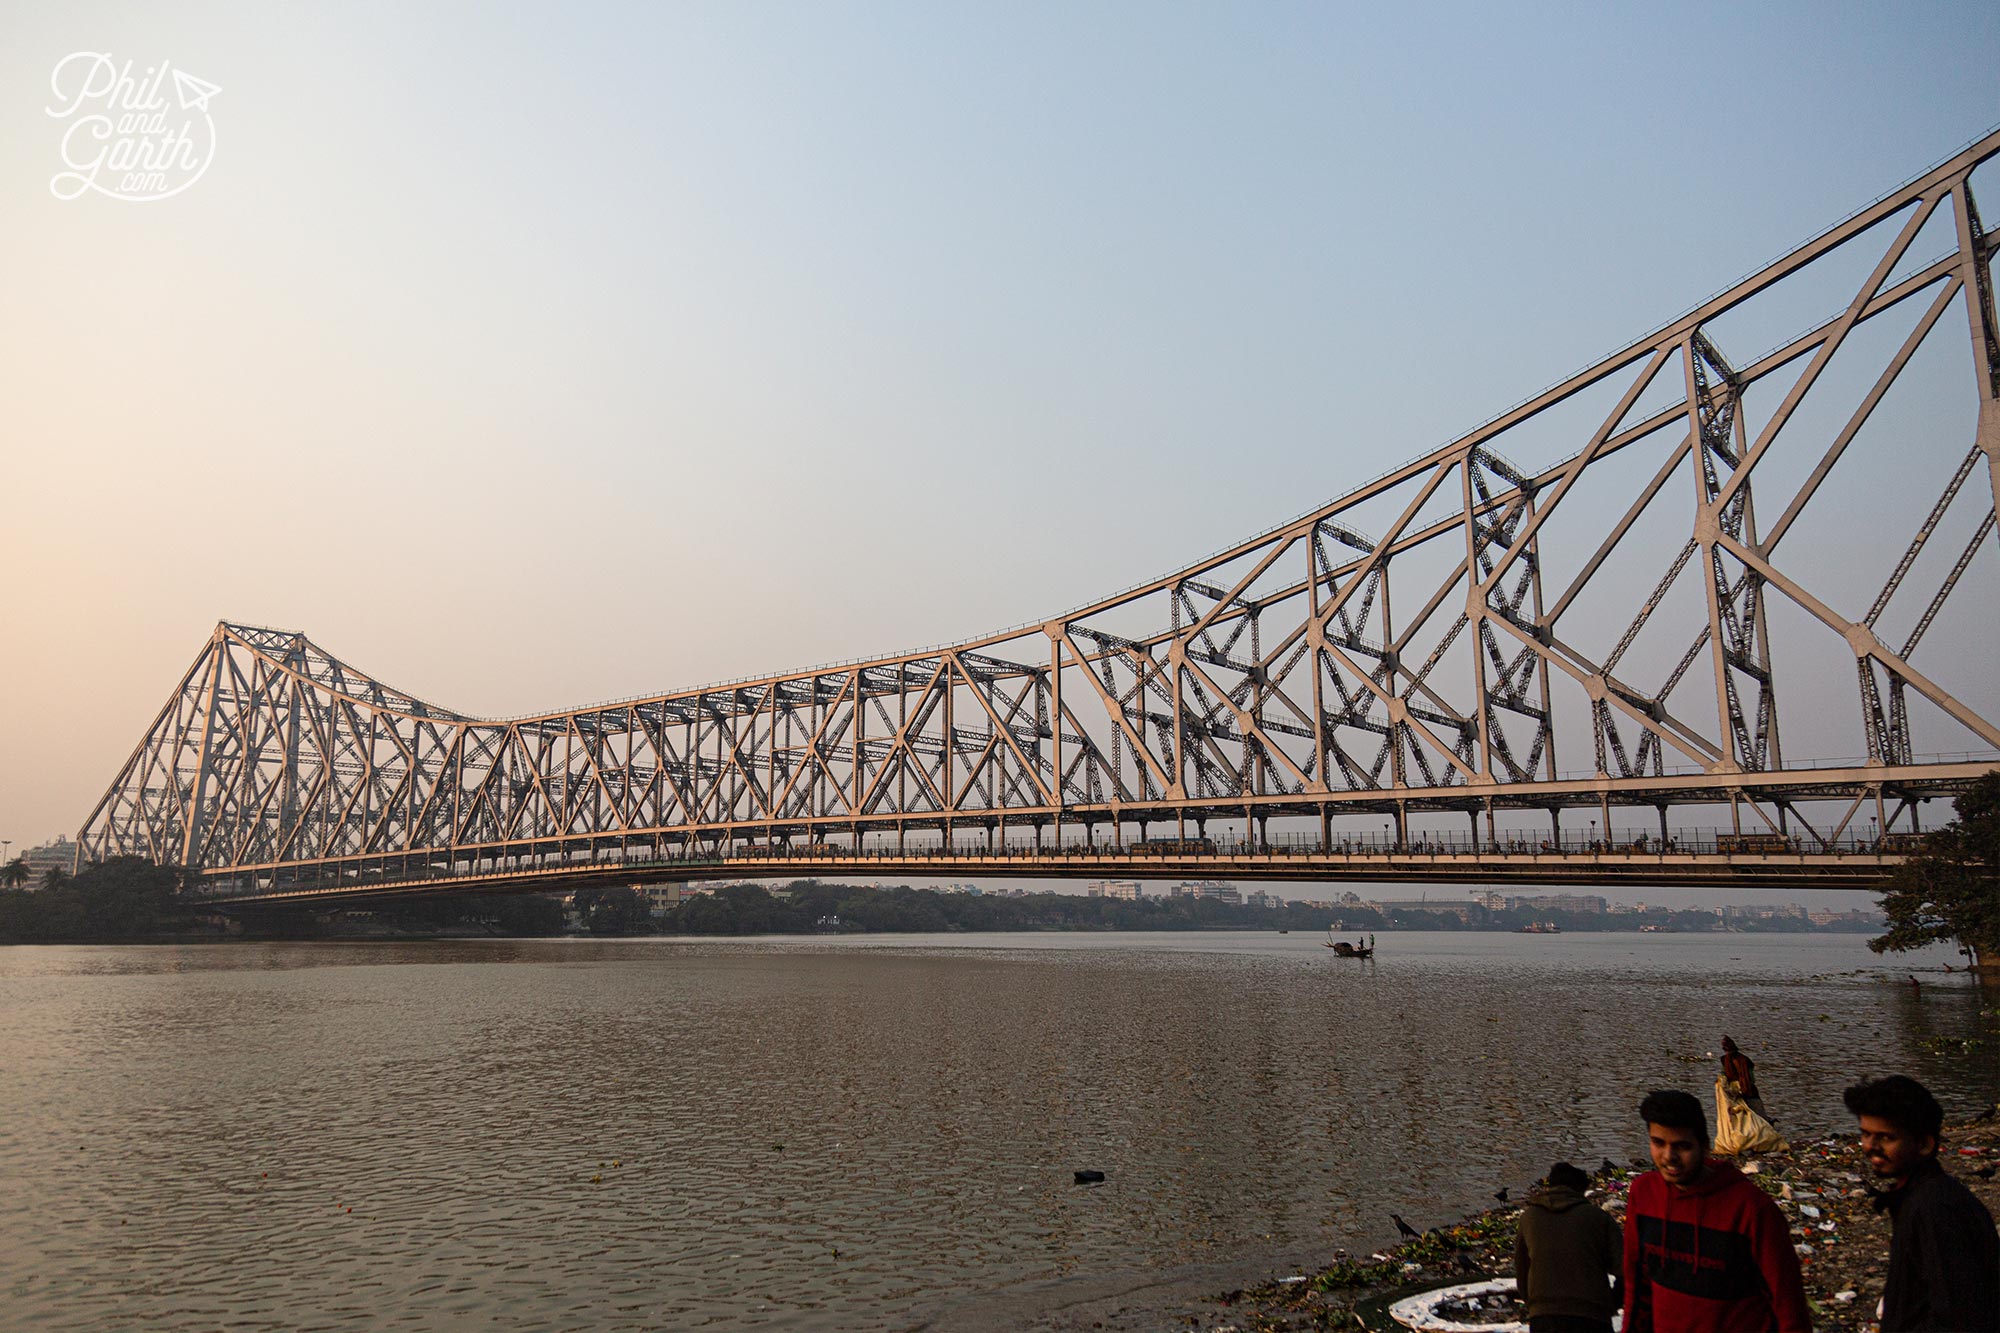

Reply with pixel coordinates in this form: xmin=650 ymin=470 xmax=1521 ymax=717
xmin=82 ymin=134 xmax=2000 ymax=909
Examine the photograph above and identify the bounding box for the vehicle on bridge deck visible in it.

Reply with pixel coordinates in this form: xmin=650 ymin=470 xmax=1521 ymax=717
xmin=1129 ymin=837 xmax=1216 ymax=857
xmin=1873 ymin=832 xmax=1929 ymax=853
xmin=1715 ymin=833 xmax=1798 ymax=854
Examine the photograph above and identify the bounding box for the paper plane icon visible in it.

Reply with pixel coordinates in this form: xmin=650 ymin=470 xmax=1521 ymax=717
xmin=172 ymin=69 xmax=221 ymax=112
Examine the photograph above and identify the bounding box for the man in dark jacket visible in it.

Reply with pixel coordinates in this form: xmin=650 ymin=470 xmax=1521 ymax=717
xmin=1514 ymin=1161 xmax=1623 ymax=1333
xmin=1844 ymin=1074 xmax=1999 ymax=1332
xmin=1622 ymin=1089 xmax=1810 ymax=1333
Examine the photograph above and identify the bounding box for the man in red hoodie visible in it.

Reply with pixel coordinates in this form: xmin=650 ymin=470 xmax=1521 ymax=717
xmin=1622 ymin=1089 xmax=1811 ymax=1333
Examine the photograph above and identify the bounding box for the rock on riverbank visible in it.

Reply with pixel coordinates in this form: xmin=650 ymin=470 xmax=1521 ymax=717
xmin=1197 ymin=1115 xmax=2000 ymax=1333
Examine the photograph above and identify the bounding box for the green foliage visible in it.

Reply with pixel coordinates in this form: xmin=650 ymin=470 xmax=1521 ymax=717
xmin=1311 ymin=1258 xmax=1398 ymax=1290
xmin=362 ymin=891 xmax=570 ymax=936
xmin=482 ymin=893 xmax=568 ymax=936
xmin=1873 ymin=771 xmax=2000 ymax=969
xmin=1915 ymin=1034 xmax=1983 ymax=1056
xmin=573 ymin=884 xmax=648 ymax=935
xmin=651 ymin=880 xmax=1377 ymax=936
xmin=0 ymin=856 xmax=188 ymax=942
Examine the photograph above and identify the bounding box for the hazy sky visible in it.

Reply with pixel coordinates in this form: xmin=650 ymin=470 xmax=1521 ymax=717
xmin=3 ymin=3 xmax=1997 ymax=909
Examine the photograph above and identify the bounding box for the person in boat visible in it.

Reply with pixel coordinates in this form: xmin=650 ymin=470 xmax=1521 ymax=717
xmin=1514 ymin=1161 xmax=1622 ymax=1333
xmin=1718 ymin=1036 xmax=1772 ymax=1123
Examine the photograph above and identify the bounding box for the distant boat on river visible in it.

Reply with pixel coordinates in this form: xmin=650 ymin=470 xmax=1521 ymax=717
xmin=1518 ymin=922 xmax=1561 ymax=934
xmin=1324 ymin=927 xmax=1374 ymax=957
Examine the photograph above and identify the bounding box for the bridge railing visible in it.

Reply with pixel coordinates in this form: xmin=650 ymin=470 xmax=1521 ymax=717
xmin=183 ymin=825 xmax=1923 ymax=901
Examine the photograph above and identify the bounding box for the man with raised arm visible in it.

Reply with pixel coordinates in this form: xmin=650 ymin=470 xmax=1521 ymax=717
xmin=1621 ymin=1089 xmax=1810 ymax=1333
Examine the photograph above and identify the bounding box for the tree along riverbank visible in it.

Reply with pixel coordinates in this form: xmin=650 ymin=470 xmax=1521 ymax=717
xmin=0 ymin=857 xmax=563 ymax=944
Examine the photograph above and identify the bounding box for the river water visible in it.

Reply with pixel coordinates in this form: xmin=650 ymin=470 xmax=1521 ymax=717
xmin=0 ymin=932 xmax=1988 ymax=1330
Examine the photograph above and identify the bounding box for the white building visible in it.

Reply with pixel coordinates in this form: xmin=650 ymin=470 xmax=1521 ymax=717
xmin=13 ymin=838 xmax=78 ymax=887
xmin=1171 ymin=881 xmax=1241 ymax=904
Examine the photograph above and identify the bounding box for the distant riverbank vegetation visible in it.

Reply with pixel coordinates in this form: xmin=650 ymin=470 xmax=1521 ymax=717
xmin=0 ymin=863 xmax=1883 ymax=945
xmin=634 ymin=881 xmax=1877 ymax=938
xmin=0 ymin=857 xmax=191 ymax=942
xmin=0 ymin=856 xmax=567 ymax=944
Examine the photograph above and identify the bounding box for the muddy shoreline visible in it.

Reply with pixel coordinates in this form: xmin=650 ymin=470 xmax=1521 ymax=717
xmin=1199 ymin=1115 xmax=2000 ymax=1332
xmin=914 ymin=1111 xmax=2000 ymax=1333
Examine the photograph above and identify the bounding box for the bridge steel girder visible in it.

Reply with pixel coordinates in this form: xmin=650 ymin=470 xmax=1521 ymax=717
xmin=77 ymin=133 xmax=2000 ymax=902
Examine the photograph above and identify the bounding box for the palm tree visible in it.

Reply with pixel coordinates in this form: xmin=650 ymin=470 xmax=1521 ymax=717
xmin=2 ymin=857 xmax=28 ymax=891
xmin=39 ymin=866 xmax=69 ymax=892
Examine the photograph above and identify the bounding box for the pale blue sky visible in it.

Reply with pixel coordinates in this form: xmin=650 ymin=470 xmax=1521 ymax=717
xmin=3 ymin=2 xmax=1997 ymax=898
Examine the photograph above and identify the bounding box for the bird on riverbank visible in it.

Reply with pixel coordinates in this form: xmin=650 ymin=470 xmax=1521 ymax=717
xmin=1975 ymin=1103 xmax=1997 ymax=1123
xmin=1391 ymin=1213 xmax=1423 ymax=1240
xmin=1493 ymin=1187 xmax=1509 ymax=1203
xmin=1598 ymin=1158 xmax=1620 ymax=1176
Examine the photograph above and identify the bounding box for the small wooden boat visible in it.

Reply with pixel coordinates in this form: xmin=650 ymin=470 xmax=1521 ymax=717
xmin=1323 ymin=928 xmax=1374 ymax=958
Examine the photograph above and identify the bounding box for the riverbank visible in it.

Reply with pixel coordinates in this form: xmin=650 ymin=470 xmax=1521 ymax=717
xmin=1137 ymin=1114 xmax=2000 ymax=1333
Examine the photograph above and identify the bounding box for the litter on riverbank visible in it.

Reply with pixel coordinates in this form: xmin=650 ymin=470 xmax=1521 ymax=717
xmin=1196 ymin=1114 xmax=2000 ymax=1333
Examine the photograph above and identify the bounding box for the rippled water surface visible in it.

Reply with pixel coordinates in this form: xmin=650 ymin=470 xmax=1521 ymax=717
xmin=0 ymin=932 xmax=1988 ymax=1330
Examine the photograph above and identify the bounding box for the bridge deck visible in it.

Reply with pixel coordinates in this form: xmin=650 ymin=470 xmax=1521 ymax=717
xmin=200 ymin=841 xmax=1904 ymax=910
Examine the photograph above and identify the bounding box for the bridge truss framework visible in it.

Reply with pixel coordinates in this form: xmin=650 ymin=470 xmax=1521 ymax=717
xmin=78 ymin=132 xmax=2000 ymax=903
